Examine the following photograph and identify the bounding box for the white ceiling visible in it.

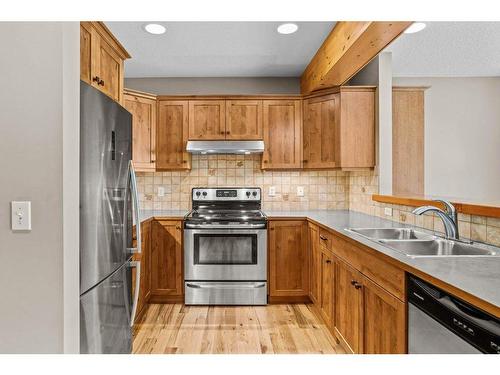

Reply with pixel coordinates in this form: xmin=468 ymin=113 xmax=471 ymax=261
xmin=105 ymin=22 xmax=335 ymax=78
xmin=387 ymin=22 xmax=500 ymax=77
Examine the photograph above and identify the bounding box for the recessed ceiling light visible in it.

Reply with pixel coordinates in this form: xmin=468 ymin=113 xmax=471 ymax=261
xmin=277 ymin=23 xmax=298 ymax=35
xmin=404 ymin=22 xmax=426 ymax=34
xmin=143 ymin=23 xmax=166 ymax=35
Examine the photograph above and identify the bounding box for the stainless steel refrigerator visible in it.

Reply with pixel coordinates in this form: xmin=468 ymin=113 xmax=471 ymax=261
xmin=79 ymin=81 xmax=141 ymax=354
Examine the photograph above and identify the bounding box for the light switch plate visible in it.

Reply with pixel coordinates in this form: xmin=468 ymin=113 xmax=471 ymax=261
xmin=11 ymin=201 xmax=31 ymax=231
xmin=297 ymin=186 xmax=305 ymax=197
xmin=158 ymin=186 xmax=165 ymax=197
xmin=384 ymin=207 xmax=393 ymax=216
xmin=269 ymin=186 xmax=276 ymax=197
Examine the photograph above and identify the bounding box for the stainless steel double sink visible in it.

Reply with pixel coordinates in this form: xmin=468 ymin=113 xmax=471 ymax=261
xmin=345 ymin=227 xmax=500 ymax=257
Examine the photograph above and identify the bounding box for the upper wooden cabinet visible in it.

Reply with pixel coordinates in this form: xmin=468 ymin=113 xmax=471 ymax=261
xmin=157 ymin=100 xmax=190 ymax=170
xmin=303 ymin=94 xmax=337 ymax=169
xmin=188 ymin=100 xmax=226 ymax=140
xmin=268 ymin=220 xmax=309 ymax=300
xmin=123 ymin=90 xmax=157 ymax=172
xmin=80 ymin=22 xmax=130 ymax=104
xmin=334 ymin=87 xmax=375 ymax=168
xmin=225 ymin=100 xmax=263 ymax=140
xmin=303 ymin=87 xmax=375 ymax=169
xmin=262 ymin=100 xmax=302 ymax=169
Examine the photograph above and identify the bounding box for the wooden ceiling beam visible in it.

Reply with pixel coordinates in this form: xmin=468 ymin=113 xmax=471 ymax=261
xmin=300 ymin=21 xmax=412 ymax=94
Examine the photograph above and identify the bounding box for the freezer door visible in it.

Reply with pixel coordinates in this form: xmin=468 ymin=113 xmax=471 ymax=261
xmin=80 ymin=260 xmax=136 ymax=354
xmin=80 ymin=81 xmax=132 ymax=294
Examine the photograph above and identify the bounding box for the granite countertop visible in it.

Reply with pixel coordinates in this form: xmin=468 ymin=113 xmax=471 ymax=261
xmin=140 ymin=208 xmax=500 ymax=310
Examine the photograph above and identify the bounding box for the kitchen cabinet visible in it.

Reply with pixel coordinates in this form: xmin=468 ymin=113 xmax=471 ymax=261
xmin=123 ymin=90 xmax=157 ymax=172
xmin=335 ymin=259 xmax=363 ymax=354
xmin=268 ymin=220 xmax=309 ymax=300
xmin=334 ymin=87 xmax=375 ymax=169
xmin=150 ymin=220 xmax=184 ymax=302
xmin=188 ymin=100 xmax=226 ymax=140
xmin=319 ymin=250 xmax=335 ymax=329
xmin=303 ymin=94 xmax=337 ymax=169
xmin=308 ymin=223 xmax=321 ymax=305
xmin=156 ymin=100 xmax=191 ymax=170
xmin=132 ymin=220 xmax=152 ymax=321
xmin=362 ymin=275 xmax=406 ymax=354
xmin=80 ymin=22 xmax=130 ymax=104
xmin=225 ymin=100 xmax=263 ymax=140
xmin=334 ymin=259 xmax=406 ymax=354
xmin=262 ymin=100 xmax=302 ymax=169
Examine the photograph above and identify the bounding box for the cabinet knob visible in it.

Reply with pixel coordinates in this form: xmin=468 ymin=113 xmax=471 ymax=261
xmin=303 ymin=160 xmax=308 ymax=163
xmin=92 ymin=76 xmax=100 ymax=83
xmin=326 ymin=260 xmax=332 ymax=264
xmin=350 ymin=280 xmax=357 ymax=286
xmin=263 ymin=160 xmax=268 ymax=163
xmin=226 ymin=131 xmax=230 ymax=135
xmin=351 ymin=280 xmax=362 ymax=289
xmin=354 ymin=283 xmax=362 ymax=290
xmin=220 ymin=131 xmax=225 ymax=135
xmin=176 ymin=226 xmax=181 ymax=230
xmin=99 ymin=79 xmax=105 ymax=86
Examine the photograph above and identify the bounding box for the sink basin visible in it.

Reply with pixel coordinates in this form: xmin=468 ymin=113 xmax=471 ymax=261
xmin=379 ymin=239 xmax=500 ymax=257
xmin=347 ymin=227 xmax=434 ymax=240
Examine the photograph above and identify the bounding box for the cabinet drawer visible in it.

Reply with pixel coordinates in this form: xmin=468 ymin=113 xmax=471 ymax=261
xmin=330 ymin=234 xmax=405 ymax=301
xmin=319 ymin=228 xmax=333 ymax=251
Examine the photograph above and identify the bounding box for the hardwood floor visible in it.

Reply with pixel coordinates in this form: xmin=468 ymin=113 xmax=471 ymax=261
xmin=133 ymin=304 xmax=346 ymax=354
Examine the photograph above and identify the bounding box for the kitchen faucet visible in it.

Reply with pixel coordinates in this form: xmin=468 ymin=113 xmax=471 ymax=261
xmin=412 ymin=200 xmax=459 ymax=240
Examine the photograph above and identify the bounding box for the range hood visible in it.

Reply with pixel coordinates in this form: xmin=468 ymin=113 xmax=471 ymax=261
xmin=186 ymin=140 xmax=264 ymax=154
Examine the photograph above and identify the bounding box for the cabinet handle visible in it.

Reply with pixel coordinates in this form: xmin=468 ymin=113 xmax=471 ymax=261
xmin=220 ymin=131 xmax=225 ymax=135
xmin=326 ymin=260 xmax=332 ymax=264
xmin=270 ymin=227 xmax=275 ymax=231
xmin=303 ymin=160 xmax=308 ymax=163
xmin=350 ymin=280 xmax=357 ymax=286
xmin=320 ymin=235 xmax=327 ymax=241
xmin=351 ymin=280 xmax=362 ymax=289
xmin=99 ymin=79 xmax=105 ymax=86
xmin=176 ymin=226 xmax=181 ymax=230
xmin=354 ymin=283 xmax=362 ymax=290
xmin=92 ymin=76 xmax=100 ymax=83
xmin=226 ymin=131 xmax=230 ymax=135
xmin=183 ymin=160 xmax=187 ymax=163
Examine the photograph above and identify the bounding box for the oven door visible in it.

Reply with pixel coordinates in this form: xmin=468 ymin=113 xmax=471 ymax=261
xmin=184 ymin=227 xmax=267 ymax=281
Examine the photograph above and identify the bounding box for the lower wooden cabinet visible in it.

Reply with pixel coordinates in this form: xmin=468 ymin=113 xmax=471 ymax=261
xmin=334 ymin=257 xmax=406 ymax=354
xmin=268 ymin=220 xmax=309 ymax=300
xmin=132 ymin=220 xmax=152 ymax=321
xmin=362 ymin=275 xmax=406 ymax=354
xmin=150 ymin=220 xmax=184 ymax=302
xmin=335 ymin=259 xmax=364 ymax=353
xmin=319 ymin=250 xmax=335 ymax=329
xmin=308 ymin=223 xmax=321 ymax=305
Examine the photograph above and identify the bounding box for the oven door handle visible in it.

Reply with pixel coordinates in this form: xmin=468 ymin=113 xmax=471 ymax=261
xmin=185 ymin=223 xmax=267 ymax=229
xmin=186 ymin=283 xmax=266 ymax=289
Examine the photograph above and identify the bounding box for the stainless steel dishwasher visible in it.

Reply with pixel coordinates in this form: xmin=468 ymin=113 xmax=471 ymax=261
xmin=408 ymin=275 xmax=500 ymax=354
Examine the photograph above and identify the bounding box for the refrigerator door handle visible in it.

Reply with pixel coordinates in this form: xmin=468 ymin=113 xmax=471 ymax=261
xmin=126 ymin=161 xmax=141 ymax=255
xmin=129 ymin=260 xmax=141 ymax=326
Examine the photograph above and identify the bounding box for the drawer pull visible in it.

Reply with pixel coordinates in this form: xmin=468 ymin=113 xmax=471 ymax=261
xmin=320 ymin=235 xmax=328 ymax=241
xmin=326 ymin=260 xmax=332 ymax=264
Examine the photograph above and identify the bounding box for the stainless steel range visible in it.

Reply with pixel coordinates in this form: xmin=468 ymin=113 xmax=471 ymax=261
xmin=184 ymin=187 xmax=267 ymax=305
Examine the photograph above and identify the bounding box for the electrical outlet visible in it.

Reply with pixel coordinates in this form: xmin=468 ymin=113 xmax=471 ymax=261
xmin=384 ymin=207 xmax=393 ymax=216
xmin=297 ymin=186 xmax=305 ymax=197
xmin=158 ymin=186 xmax=165 ymax=197
xmin=269 ymin=186 xmax=276 ymax=196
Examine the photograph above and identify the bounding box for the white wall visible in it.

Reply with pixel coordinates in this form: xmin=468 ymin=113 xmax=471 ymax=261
xmin=393 ymin=77 xmax=500 ymax=203
xmin=124 ymin=77 xmax=300 ymax=95
xmin=0 ymin=22 xmax=79 ymax=353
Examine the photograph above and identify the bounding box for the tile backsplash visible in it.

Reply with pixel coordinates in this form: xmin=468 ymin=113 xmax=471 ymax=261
xmin=136 ymin=154 xmax=349 ymax=211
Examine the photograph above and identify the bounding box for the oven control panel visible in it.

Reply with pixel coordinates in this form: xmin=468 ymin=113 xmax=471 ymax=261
xmin=192 ymin=188 xmax=261 ymax=201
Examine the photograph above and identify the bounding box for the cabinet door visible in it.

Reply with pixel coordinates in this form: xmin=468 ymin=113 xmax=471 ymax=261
xmin=268 ymin=220 xmax=308 ymax=297
xmin=80 ymin=23 xmax=92 ymax=84
xmin=262 ymin=100 xmax=302 ymax=169
xmin=150 ymin=220 xmax=183 ymax=299
xmin=124 ymin=92 xmax=156 ymax=172
xmin=225 ymin=100 xmax=263 ymax=140
xmin=335 ymin=259 xmax=363 ymax=353
xmin=319 ymin=251 xmax=335 ymax=329
xmin=131 ymin=220 xmax=152 ymax=321
xmin=362 ymin=275 xmax=406 ymax=354
xmin=92 ymin=29 xmax=124 ymax=103
xmin=188 ymin=100 xmax=226 ymax=140
xmin=303 ymin=95 xmax=337 ymax=169
xmin=156 ymin=100 xmax=190 ymax=170
xmin=308 ymin=223 xmax=321 ymax=305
